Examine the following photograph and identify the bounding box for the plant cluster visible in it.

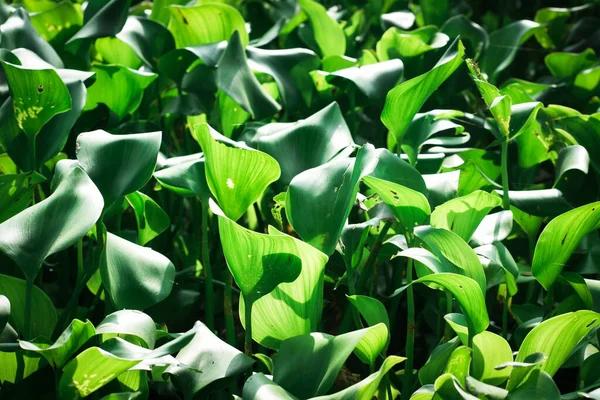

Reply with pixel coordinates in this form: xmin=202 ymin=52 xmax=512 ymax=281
xmin=1 ymin=0 xmax=600 ymax=399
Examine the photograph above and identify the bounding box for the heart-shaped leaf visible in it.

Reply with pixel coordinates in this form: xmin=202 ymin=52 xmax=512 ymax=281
xmin=197 ymin=123 xmax=280 ymax=221
xmin=75 ymin=130 xmax=161 ymax=207
xmin=0 ymin=164 xmax=103 ymax=279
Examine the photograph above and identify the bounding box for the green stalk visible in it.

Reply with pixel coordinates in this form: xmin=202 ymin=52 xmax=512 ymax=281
xmin=244 ymin=300 xmax=253 ymax=356
xmin=357 ymin=221 xmax=392 ymax=293
xmin=443 ymin=290 xmax=454 ymax=342
xmin=201 ymin=200 xmax=214 ymax=330
xmin=23 ymin=277 xmax=34 ymax=339
xmin=402 ymin=256 xmax=415 ymax=400
xmin=53 ymin=220 xmax=105 ymax=338
xmin=502 ymin=296 xmax=509 ymax=339
xmin=224 ymin=272 xmax=235 ymax=346
xmin=500 ymin=140 xmax=510 ymax=210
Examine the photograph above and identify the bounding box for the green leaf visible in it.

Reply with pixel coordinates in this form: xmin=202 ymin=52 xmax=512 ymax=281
xmin=532 ymin=202 xmax=600 ymax=289
xmin=298 ymin=0 xmax=346 ymax=58
xmin=469 ymin=210 xmax=513 ymax=247
xmin=59 ymin=347 xmax=140 ymax=399
xmin=444 ymin=346 xmax=471 ymax=386
xmin=312 ymin=356 xmax=405 ymax=400
xmin=75 ymin=130 xmax=161 ymax=207
xmin=247 ymin=46 xmax=320 ymax=111
xmin=441 ymin=15 xmax=488 ymax=59
xmin=96 ymin=310 xmax=157 ymax=349
xmin=30 ymin=1 xmax=83 ymax=46
xmin=165 ymin=322 xmax=254 ymax=398
xmin=394 ymin=273 xmax=489 ymax=336
xmin=507 ymin=369 xmax=560 ymax=400
xmin=65 ymin=0 xmax=131 ymax=56
xmin=20 ymin=319 xmax=95 ymax=369
xmin=347 ymin=295 xmax=391 ymax=357
xmin=376 ymin=26 xmax=449 ymax=60
xmin=497 ymin=188 xmax=572 ymax=217
xmin=363 ymin=175 xmax=431 ymax=234
xmin=430 ymin=190 xmax=501 ymax=242
xmin=153 ymin=154 xmax=211 ymax=200
xmin=197 ymin=123 xmax=280 ymax=221
xmin=2 ymin=61 xmax=72 ymax=138
xmin=125 ymin=191 xmax=170 ymax=245
xmin=242 ymin=226 xmax=328 ymax=349
xmin=381 ymin=39 xmax=465 ymax=142
xmin=0 ymin=164 xmax=103 ymax=280
xmin=0 ymin=172 xmax=44 ymax=223
xmin=272 ymin=324 xmax=387 ymax=398
xmin=100 ymin=233 xmax=175 ymax=310
xmin=545 ymin=49 xmax=597 ymax=80
xmin=475 ymin=242 xmax=519 ymax=296
xmin=508 ymin=311 xmax=600 ymax=389
xmin=0 ymin=295 xmax=9 ymax=333
xmin=84 ymin=64 xmax=157 ymax=120
xmin=472 ymin=331 xmax=513 ymax=385
xmin=168 ymin=3 xmax=248 ymax=48
xmin=249 ymin=102 xmax=354 ymax=185
xmin=481 ymin=20 xmax=541 ymax=81
xmin=213 ymin=200 xmax=302 ymax=306
xmin=0 ymin=274 xmax=57 ymax=339
xmin=419 ymin=337 xmax=460 ymax=385
xmin=0 ymin=8 xmax=63 ymax=67
xmin=216 ymin=31 xmax=281 ymax=119
xmin=414 ymin=226 xmax=487 ymax=294
xmin=243 ymin=373 xmax=298 ymax=400
xmin=116 ymin=16 xmax=175 ymax=69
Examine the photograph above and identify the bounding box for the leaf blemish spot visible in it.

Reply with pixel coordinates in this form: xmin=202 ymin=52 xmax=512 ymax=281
xmin=226 ymin=178 xmax=235 ymax=189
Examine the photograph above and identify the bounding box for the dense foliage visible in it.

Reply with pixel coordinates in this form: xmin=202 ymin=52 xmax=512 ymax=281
xmin=1 ymin=0 xmax=600 ymax=399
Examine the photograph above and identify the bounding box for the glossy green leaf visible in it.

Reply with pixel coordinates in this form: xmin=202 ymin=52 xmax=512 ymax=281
xmin=84 ymin=64 xmax=157 ymax=120
xmin=363 ymin=175 xmax=431 ymax=234
xmin=431 ymin=191 xmax=501 ymax=242
xmin=96 ymin=310 xmax=156 ymax=349
xmin=545 ymin=49 xmax=596 ymax=80
xmin=165 ymin=322 xmax=254 ymax=398
xmin=0 ymin=274 xmax=57 ymax=339
xmin=168 ymin=3 xmax=248 ymax=48
xmin=393 ymin=273 xmax=489 ymax=336
xmin=0 ymin=295 xmax=9 ymax=333
xmin=470 ymin=210 xmax=513 ymax=247
xmin=381 ymin=39 xmax=465 ymax=142
xmin=415 ymin=226 xmax=487 ymax=294
xmin=75 ymin=130 xmax=161 ymax=206
xmin=216 ymin=31 xmax=281 ymax=119
xmin=125 ymin=191 xmax=170 ymax=245
xmin=444 ymin=346 xmax=471 ymax=386
xmin=243 ymin=374 xmax=298 ymax=400
xmin=507 ymin=369 xmax=560 ymax=400
xmin=376 ymin=26 xmax=449 ymax=60
xmin=472 ymin=331 xmax=513 ymax=385
xmin=481 ymin=20 xmax=541 ymax=81
xmin=59 ymin=347 xmax=140 ymax=399
xmin=441 ymin=15 xmax=488 ymax=59
xmin=65 ymin=0 xmax=131 ymax=55
xmin=197 ymin=123 xmax=280 ymax=221
xmin=532 ymin=202 xmax=600 ymax=289
xmin=298 ymin=0 xmax=346 ymax=58
xmin=419 ymin=337 xmax=460 ymax=385
xmin=241 ymin=226 xmax=328 ymax=349
xmin=30 ymin=1 xmax=83 ymax=45
xmin=213 ymin=200 xmax=302 ymax=306
xmin=324 ymin=59 xmax=404 ymax=105
xmin=247 ymin=46 xmax=320 ymax=111
xmin=249 ymin=102 xmax=354 ymax=185
xmin=0 ymin=8 xmax=63 ymax=67
xmin=0 ymin=172 xmax=43 ymax=223
xmin=153 ymin=154 xmax=210 ymax=200
xmin=508 ymin=311 xmax=600 ymax=389
xmin=100 ymin=233 xmax=175 ymax=310
xmin=116 ymin=16 xmax=175 ymax=68
xmin=475 ymin=242 xmax=519 ymax=296
xmin=0 ymin=165 xmax=103 ymax=280
xmin=20 ymin=319 xmax=95 ymax=369
xmin=312 ymin=356 xmax=405 ymax=400
xmin=2 ymin=61 xmax=71 ymax=138
xmin=273 ymin=324 xmax=387 ymax=398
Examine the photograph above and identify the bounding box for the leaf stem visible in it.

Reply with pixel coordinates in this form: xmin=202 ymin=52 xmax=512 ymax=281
xmin=402 ymin=233 xmax=416 ymax=400
xmin=224 ymin=272 xmax=236 ymax=346
xmin=357 ymin=221 xmax=392 ymax=293
xmin=201 ymin=200 xmax=214 ymax=330
xmin=23 ymin=277 xmax=34 ymax=339
xmin=500 ymin=140 xmax=510 ymax=210
xmin=244 ymin=300 xmax=253 ymax=356
xmin=443 ymin=290 xmax=454 ymax=342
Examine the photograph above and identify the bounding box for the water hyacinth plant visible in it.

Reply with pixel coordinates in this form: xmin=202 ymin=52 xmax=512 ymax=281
xmin=0 ymin=0 xmax=600 ymax=399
